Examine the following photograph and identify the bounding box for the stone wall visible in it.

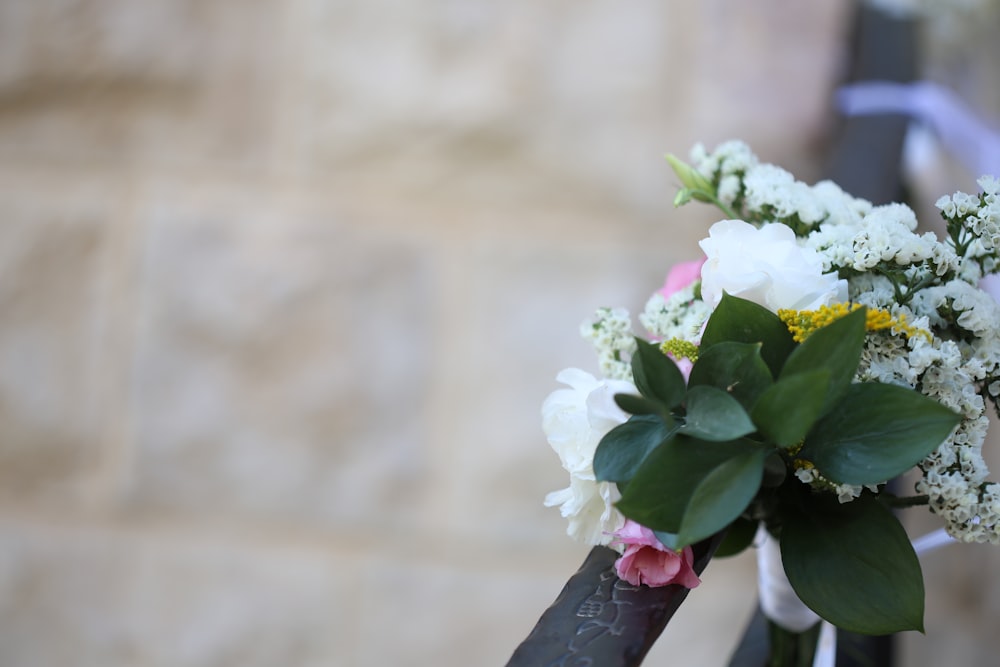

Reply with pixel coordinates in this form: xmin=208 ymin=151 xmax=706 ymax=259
xmin=0 ymin=1 xmax=997 ymax=665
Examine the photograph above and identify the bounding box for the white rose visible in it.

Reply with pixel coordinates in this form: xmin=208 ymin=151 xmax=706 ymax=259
xmin=542 ymin=368 xmax=633 ymax=545
xmin=699 ymin=220 xmax=848 ymax=313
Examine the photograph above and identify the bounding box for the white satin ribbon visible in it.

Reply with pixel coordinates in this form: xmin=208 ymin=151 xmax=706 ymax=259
xmin=756 ymin=527 xmax=822 ymax=633
xmin=912 ymin=527 xmax=958 ymax=554
xmin=756 ymin=526 xmax=958 ymax=667
xmin=837 ymin=80 xmax=1000 ymax=179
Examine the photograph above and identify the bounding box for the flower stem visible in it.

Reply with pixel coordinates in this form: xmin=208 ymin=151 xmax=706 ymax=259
xmin=767 ymin=621 xmax=821 ymax=667
xmin=880 ymin=493 xmax=930 ymax=509
xmin=710 ymin=195 xmax=740 ymax=221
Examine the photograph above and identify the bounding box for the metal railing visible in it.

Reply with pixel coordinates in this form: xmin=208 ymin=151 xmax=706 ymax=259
xmin=508 ymin=4 xmax=917 ymax=665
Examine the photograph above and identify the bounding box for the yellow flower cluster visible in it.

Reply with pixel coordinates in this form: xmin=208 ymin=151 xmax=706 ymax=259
xmin=660 ymin=338 xmax=699 ymax=362
xmin=777 ymin=303 xmax=927 ymax=343
xmin=793 ymin=458 xmax=813 ymax=471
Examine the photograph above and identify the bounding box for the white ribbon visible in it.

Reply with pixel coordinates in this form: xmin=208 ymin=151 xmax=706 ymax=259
xmin=837 ymin=80 xmax=1000 ymax=179
xmin=912 ymin=527 xmax=958 ymax=554
xmin=756 ymin=527 xmax=822 ymax=633
xmin=756 ymin=526 xmax=958 ymax=667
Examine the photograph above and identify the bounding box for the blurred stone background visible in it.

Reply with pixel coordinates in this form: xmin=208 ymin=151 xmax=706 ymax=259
xmin=0 ymin=1 xmax=998 ymax=665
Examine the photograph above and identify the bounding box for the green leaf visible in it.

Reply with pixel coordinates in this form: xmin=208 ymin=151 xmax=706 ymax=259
xmin=613 ymin=393 xmax=667 ymax=417
xmin=632 ymin=337 xmax=686 ymax=408
xmin=665 ymin=153 xmax=715 ymax=193
xmin=799 ymin=383 xmax=961 ymax=485
xmin=616 ymin=436 xmax=769 ymax=548
xmin=681 ymin=385 xmax=756 ymax=442
xmin=780 ymin=307 xmax=866 ymax=411
xmin=676 ymin=448 xmax=769 ymax=546
xmin=751 ymin=370 xmax=830 ymax=447
xmin=687 ymin=341 xmax=774 ymax=411
xmin=781 ymin=493 xmax=925 ymax=635
xmin=594 ymin=415 xmax=678 ymax=483
xmin=700 ymin=293 xmax=796 ymax=376
xmin=762 ymin=451 xmax=788 ymax=487
xmin=714 ymin=516 xmax=759 ymax=558
xmin=652 ymin=530 xmax=680 ymax=551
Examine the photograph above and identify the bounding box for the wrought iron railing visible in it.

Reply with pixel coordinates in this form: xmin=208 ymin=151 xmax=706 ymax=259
xmin=508 ymin=4 xmax=917 ymax=665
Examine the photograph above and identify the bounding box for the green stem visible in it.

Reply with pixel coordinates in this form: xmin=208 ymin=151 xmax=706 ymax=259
xmin=710 ymin=195 xmax=740 ymax=221
xmin=767 ymin=621 xmax=821 ymax=667
xmin=880 ymin=493 xmax=929 ymax=509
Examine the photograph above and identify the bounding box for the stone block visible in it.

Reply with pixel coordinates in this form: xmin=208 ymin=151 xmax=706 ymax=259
xmin=127 ymin=192 xmax=434 ymax=534
xmin=354 ymin=554 xmax=568 ymax=666
xmin=287 ymin=0 xmax=845 ymax=215
xmin=0 ymin=174 xmax=121 ymax=505
xmin=435 ymin=234 xmax=684 ymax=548
xmin=0 ymin=0 xmax=282 ymax=166
xmin=0 ymin=521 xmax=353 ymax=667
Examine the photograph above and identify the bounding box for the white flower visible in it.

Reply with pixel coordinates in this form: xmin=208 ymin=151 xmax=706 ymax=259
xmin=717 ymin=174 xmax=741 ymax=207
xmin=691 ymin=140 xmax=757 ymax=180
xmin=639 ymin=285 xmax=712 ymax=343
xmin=544 ymin=478 xmax=622 ymax=547
xmin=850 ymin=204 xmax=934 ymax=271
xmin=744 ymin=164 xmax=823 ymax=225
xmin=809 ymin=180 xmax=871 ymax=227
xmin=580 ymin=307 xmax=636 ymax=381
xmin=806 ymin=223 xmax=861 ymax=272
xmin=542 ymin=368 xmax=633 ymax=545
xmin=699 ymin=220 xmax=848 ymax=312
xmin=951 ymin=281 xmax=1000 ymax=335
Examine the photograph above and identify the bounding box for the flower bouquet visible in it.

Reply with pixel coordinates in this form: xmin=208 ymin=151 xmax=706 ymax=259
xmin=542 ymin=140 xmax=1000 ymax=664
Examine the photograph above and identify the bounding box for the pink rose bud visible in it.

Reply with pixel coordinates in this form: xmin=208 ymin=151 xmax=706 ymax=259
xmin=611 ymin=520 xmax=701 ymax=588
xmin=657 ymin=259 xmax=706 ymax=299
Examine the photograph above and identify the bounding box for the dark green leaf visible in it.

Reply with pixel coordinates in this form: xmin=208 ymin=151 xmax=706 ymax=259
xmin=616 ymin=436 xmax=769 ymax=548
xmin=682 ymin=385 xmax=756 ymax=442
xmin=594 ymin=415 xmax=678 ymax=483
xmin=762 ymin=452 xmax=788 ymax=487
xmin=613 ymin=393 xmax=667 ymax=417
xmin=700 ymin=293 xmax=796 ymax=376
xmin=799 ymin=383 xmax=961 ymax=485
xmin=632 ymin=337 xmax=686 ymax=408
xmin=751 ymin=370 xmax=830 ymax=447
xmin=677 ymin=447 xmax=770 ymax=545
xmin=780 ymin=307 xmax=866 ymax=411
xmin=687 ymin=341 xmax=774 ymax=410
xmin=653 ymin=530 xmax=680 ymax=551
xmin=781 ymin=493 xmax=925 ymax=635
xmin=714 ymin=516 xmax=759 ymax=558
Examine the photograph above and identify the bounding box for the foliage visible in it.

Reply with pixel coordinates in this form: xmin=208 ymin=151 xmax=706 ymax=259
xmin=593 ymin=293 xmax=960 ymax=633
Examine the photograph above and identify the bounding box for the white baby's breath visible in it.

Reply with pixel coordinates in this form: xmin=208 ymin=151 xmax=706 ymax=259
xmin=580 ymin=307 xmax=636 ymax=381
xmin=639 ymin=284 xmax=712 ymax=343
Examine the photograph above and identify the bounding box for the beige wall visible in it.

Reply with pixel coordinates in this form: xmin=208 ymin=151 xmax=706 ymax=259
xmin=0 ymin=1 xmax=997 ymax=665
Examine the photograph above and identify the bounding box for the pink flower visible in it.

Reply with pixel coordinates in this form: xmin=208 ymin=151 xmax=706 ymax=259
xmin=657 ymin=259 xmax=705 ymax=299
xmin=611 ymin=520 xmax=701 ymax=588
xmin=672 ymin=356 xmax=694 ymax=383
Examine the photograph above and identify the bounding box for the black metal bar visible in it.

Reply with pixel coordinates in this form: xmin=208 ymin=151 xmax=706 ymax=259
xmin=506 ymin=535 xmax=722 ymax=667
xmin=822 ymin=4 xmax=919 ymax=206
xmin=727 ymin=2 xmax=918 ymax=661
xmin=511 ymin=4 xmax=919 ymax=665
xmin=817 ymin=4 xmax=921 ymax=664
